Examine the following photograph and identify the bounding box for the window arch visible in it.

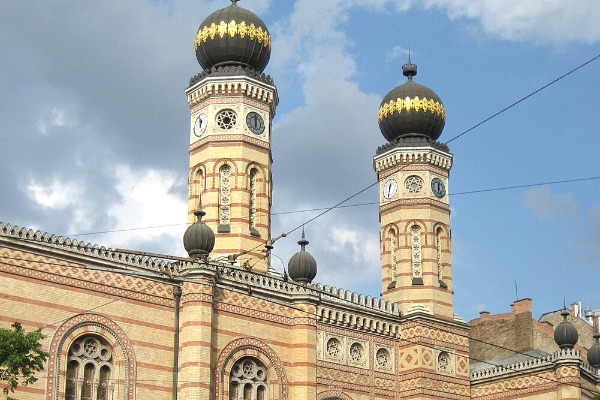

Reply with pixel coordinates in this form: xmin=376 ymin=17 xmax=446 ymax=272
xmin=190 ymin=167 xmax=205 ymax=201
xmin=388 ymin=228 xmax=397 ymax=286
xmin=219 ymin=165 xmax=232 ymax=228
xmin=46 ymin=313 xmax=136 ymax=400
xmin=217 ymin=338 xmax=287 ymax=400
xmin=65 ymin=335 xmax=113 ymax=400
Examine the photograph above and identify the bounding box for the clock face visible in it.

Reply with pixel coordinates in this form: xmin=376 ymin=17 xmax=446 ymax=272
xmin=383 ymin=179 xmax=398 ymax=199
xmin=431 ymin=177 xmax=446 ymax=198
xmin=246 ymin=112 xmax=265 ymax=135
xmin=194 ymin=113 xmax=208 ymax=136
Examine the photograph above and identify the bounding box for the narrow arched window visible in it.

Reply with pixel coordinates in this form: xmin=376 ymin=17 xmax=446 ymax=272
xmin=411 ymin=225 xmax=422 ymax=283
xmin=389 ymin=229 xmax=397 ymax=283
xmin=191 ymin=168 xmax=204 ymax=201
xmin=436 ymin=228 xmax=443 ymax=282
xmin=249 ymin=169 xmax=258 ymax=233
xmin=220 ymin=165 xmax=231 ymax=227
xmin=64 ymin=335 xmax=113 ymax=400
xmin=229 ymin=358 xmax=268 ymax=400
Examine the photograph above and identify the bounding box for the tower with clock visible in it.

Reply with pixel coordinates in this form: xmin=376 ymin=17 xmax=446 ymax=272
xmin=186 ymin=1 xmax=278 ymax=272
xmin=374 ymin=60 xmax=455 ymax=319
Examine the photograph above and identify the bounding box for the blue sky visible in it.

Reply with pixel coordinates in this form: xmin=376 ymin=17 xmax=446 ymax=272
xmin=1 ymin=0 xmax=599 ymax=321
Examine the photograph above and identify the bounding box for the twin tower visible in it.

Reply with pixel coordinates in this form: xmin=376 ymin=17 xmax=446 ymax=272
xmin=186 ymin=1 xmax=455 ymax=320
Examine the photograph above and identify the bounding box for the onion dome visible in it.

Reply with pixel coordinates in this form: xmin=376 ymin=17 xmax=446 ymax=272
xmin=588 ymin=334 xmax=600 ymax=368
xmin=183 ymin=203 xmax=215 ymax=259
xmin=554 ymin=307 xmax=578 ymax=349
xmin=287 ymin=230 xmax=317 ymax=284
xmin=194 ymin=0 xmax=271 ymax=72
xmin=378 ymin=57 xmax=446 ymax=142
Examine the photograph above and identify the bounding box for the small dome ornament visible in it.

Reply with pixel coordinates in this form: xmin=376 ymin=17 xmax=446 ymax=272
xmin=194 ymin=0 xmax=271 ymax=72
xmin=183 ymin=202 xmax=215 ymax=260
xmin=378 ymin=54 xmax=446 ymax=142
xmin=287 ymin=230 xmax=317 ymax=284
xmin=587 ymin=333 xmax=600 ymax=368
xmin=554 ymin=307 xmax=578 ymax=350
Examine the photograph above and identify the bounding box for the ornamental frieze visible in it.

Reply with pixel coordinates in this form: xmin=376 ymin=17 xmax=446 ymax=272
xmin=195 ymin=21 xmax=271 ymax=51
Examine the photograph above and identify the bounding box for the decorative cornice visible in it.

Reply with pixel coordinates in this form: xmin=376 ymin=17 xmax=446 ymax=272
xmin=188 ymin=65 xmax=275 ymax=88
xmin=471 ymin=348 xmax=582 ymax=382
xmin=0 ymin=223 xmax=178 ymax=276
xmin=374 ymin=140 xmax=452 ymax=172
xmin=375 ymin=135 xmax=449 ymax=155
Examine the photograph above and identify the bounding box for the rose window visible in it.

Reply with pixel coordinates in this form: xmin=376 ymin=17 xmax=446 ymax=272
xmin=216 ymin=109 xmax=237 ymax=130
xmin=376 ymin=348 xmax=390 ymax=368
xmin=229 ymin=358 xmax=267 ymax=400
xmin=326 ymin=338 xmax=341 ymax=360
xmin=405 ymin=176 xmax=423 ymax=193
xmin=65 ymin=335 xmax=113 ymax=400
xmin=349 ymin=343 xmax=364 ymax=363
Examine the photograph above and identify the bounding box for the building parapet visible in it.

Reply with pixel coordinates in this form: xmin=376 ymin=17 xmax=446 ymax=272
xmin=471 ymin=348 xmax=583 ymax=381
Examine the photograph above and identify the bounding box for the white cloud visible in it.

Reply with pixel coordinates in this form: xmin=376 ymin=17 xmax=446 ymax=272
xmin=329 ymin=225 xmax=379 ymax=264
xmin=104 ymin=165 xmax=187 ymax=255
xmin=522 ymin=187 xmax=579 ymax=220
xmin=420 ymin=0 xmax=600 ymax=45
xmin=37 ymin=106 xmax=79 ymax=136
xmin=578 ymin=202 xmax=600 ymax=266
xmin=26 ymin=179 xmax=83 ymax=210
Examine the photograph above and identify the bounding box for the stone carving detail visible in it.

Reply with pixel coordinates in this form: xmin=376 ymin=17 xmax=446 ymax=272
xmin=389 ymin=230 xmax=397 ymax=283
xmin=326 ymin=337 xmax=342 ymax=361
xmin=375 ymin=347 xmax=392 ymax=371
xmin=65 ymin=335 xmax=114 ymax=400
xmin=249 ymin=169 xmax=257 ymax=230
xmin=405 ymin=175 xmax=424 ymax=194
xmin=229 ymin=358 xmax=268 ymax=400
xmin=436 ymin=228 xmax=442 ymax=281
xmin=411 ymin=225 xmax=422 ymax=278
xmin=220 ymin=165 xmax=231 ymax=225
xmin=216 ymin=109 xmax=237 ymax=130
xmin=349 ymin=342 xmax=364 ymax=365
xmin=436 ymin=350 xmax=454 ymax=375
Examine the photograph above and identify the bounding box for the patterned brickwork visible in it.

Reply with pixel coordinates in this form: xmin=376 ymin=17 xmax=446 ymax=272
xmin=0 ymin=247 xmax=174 ymax=307
xmin=471 ymin=372 xmax=557 ymax=400
xmin=397 ymin=371 xmax=470 ymax=399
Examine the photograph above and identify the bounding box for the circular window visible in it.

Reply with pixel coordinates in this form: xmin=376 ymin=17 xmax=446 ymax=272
xmin=405 ymin=175 xmax=423 ymax=193
xmin=376 ymin=348 xmax=390 ymax=368
xmin=326 ymin=338 xmax=342 ymax=360
xmin=349 ymin=342 xmax=364 ymax=363
xmin=216 ymin=109 xmax=237 ymax=130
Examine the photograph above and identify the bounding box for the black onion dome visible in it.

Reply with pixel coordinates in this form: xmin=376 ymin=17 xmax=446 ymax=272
xmin=288 ymin=231 xmax=317 ymax=284
xmin=378 ymin=59 xmax=446 ymax=142
xmin=587 ymin=334 xmax=600 ymax=368
xmin=554 ymin=308 xmax=578 ymax=350
xmin=183 ymin=204 xmax=215 ymax=259
xmin=194 ymin=0 xmax=271 ymax=72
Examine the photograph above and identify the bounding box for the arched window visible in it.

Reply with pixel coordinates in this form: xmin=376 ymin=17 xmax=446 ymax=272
xmin=411 ymin=225 xmax=422 ymax=284
xmin=229 ymin=358 xmax=268 ymax=400
xmin=249 ymin=168 xmax=259 ymax=236
xmin=389 ymin=229 xmax=397 ymax=285
xmin=436 ymin=227 xmax=442 ymax=281
xmin=65 ymin=335 xmax=113 ymax=400
xmin=219 ymin=165 xmax=231 ymax=228
xmin=191 ymin=168 xmax=204 ymax=201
